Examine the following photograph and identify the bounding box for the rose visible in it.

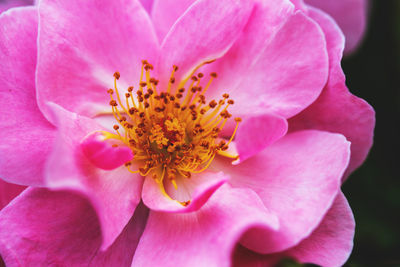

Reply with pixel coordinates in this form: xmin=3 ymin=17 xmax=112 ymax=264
xmin=0 ymin=0 xmax=374 ymax=266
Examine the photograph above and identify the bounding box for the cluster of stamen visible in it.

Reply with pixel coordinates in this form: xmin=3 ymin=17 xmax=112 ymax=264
xmin=106 ymin=60 xmax=241 ymax=192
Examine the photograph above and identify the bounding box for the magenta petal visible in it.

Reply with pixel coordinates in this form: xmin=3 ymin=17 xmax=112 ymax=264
xmin=233 ymin=192 xmax=355 ymax=267
xmin=151 ymin=0 xmax=196 ymax=41
xmin=289 ymin=7 xmax=375 ymax=179
xmin=157 ymin=0 xmax=254 ymax=85
xmin=305 ymin=0 xmax=367 ymax=54
xmin=81 ymin=131 xmax=133 ymax=170
xmin=0 ymin=179 xmax=25 ymax=211
xmin=142 ymin=171 xmax=228 ymax=212
xmin=215 ymin=130 xmax=350 ymax=253
xmin=201 ymin=0 xmax=294 ymax=104
xmin=132 ymin=185 xmax=279 ymax=267
xmin=235 ymin=114 xmax=288 ymax=164
xmin=234 ymin=11 xmax=328 ymax=118
xmin=285 ymin=192 xmax=355 ymax=266
xmin=139 ymin=0 xmax=154 ymax=14
xmin=0 ymin=0 xmax=33 ymax=13
xmin=0 ymin=7 xmax=56 ymax=187
xmin=37 ymin=0 xmax=159 ymax=121
xmin=45 ymin=103 xmax=143 ymax=250
xmin=0 ymin=188 xmax=148 ymax=266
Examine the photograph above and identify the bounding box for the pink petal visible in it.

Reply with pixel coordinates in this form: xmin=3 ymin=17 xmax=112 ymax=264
xmin=215 ymin=130 xmax=350 ymax=253
xmin=289 ymin=7 xmax=375 ymax=179
xmin=151 ymin=0 xmax=196 ymax=42
xmin=305 ymin=0 xmax=367 ymax=54
xmin=157 ymin=0 xmax=254 ymax=86
xmin=232 ymin=192 xmax=355 ymax=267
xmin=0 ymin=7 xmax=56 ymax=186
xmin=222 ymin=11 xmax=329 ymax=118
xmin=139 ymin=0 xmax=154 ymax=14
xmin=80 ymin=131 xmax=133 ymax=170
xmin=285 ymin=192 xmax=355 ymax=266
xmin=36 ymin=0 xmax=159 ymax=122
xmin=235 ymin=114 xmax=288 ymax=164
xmin=142 ymin=171 xmax=228 ymax=212
xmin=45 ymin=103 xmax=143 ymax=250
xmin=0 ymin=0 xmax=33 ymax=13
xmin=200 ymin=0 xmax=294 ymax=107
xmin=132 ymin=185 xmax=279 ymax=267
xmin=0 ymin=179 xmax=25 ymax=211
xmin=0 ymin=188 xmax=148 ymax=266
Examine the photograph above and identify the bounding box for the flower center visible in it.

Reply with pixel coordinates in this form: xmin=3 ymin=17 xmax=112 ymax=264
xmin=105 ymin=60 xmax=240 ymax=195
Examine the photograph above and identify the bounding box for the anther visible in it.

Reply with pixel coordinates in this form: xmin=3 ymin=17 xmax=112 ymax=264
xmin=113 ymin=72 xmax=120 ymax=80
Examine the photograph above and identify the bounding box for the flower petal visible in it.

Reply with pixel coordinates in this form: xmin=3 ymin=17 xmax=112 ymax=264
xmin=45 ymin=103 xmax=143 ymax=250
xmin=285 ymin=192 xmax=355 ymax=266
xmin=157 ymin=0 xmax=254 ymax=86
xmin=201 ymin=0 xmax=294 ymax=106
xmin=80 ymin=131 xmax=134 ymax=170
xmin=132 ymin=185 xmax=279 ymax=267
xmin=235 ymin=114 xmax=288 ymax=164
xmin=0 ymin=0 xmax=33 ymax=13
xmin=0 ymin=188 xmax=148 ymax=266
xmin=289 ymin=7 xmax=375 ymax=179
xmin=215 ymin=130 xmax=350 ymax=253
xmin=232 ymin=192 xmax=354 ymax=267
xmin=37 ymin=0 xmax=159 ymax=122
xmin=142 ymin=171 xmax=228 ymax=213
xmin=0 ymin=7 xmax=56 ymax=187
xmin=139 ymin=0 xmax=154 ymax=14
xmin=305 ymin=0 xmax=367 ymax=54
xmin=151 ymin=0 xmax=195 ymax=42
xmin=220 ymin=11 xmax=329 ymax=118
xmin=0 ymin=179 xmax=25 ymax=211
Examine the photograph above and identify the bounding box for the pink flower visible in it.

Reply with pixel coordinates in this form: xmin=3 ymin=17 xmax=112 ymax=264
xmin=0 ymin=1 xmax=374 ymax=266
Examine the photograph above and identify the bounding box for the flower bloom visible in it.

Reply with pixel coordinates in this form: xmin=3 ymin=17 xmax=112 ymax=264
xmin=0 ymin=0 xmax=374 ymax=266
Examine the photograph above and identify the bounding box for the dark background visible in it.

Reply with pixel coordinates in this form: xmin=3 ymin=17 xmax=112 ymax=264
xmin=342 ymin=0 xmax=400 ymax=265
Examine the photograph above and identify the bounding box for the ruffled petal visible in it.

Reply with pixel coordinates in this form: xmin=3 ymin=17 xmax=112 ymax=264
xmin=218 ymin=11 xmax=328 ymax=119
xmin=37 ymin=0 xmax=159 ymax=122
xmin=214 ymin=130 xmax=350 ymax=253
xmin=45 ymin=103 xmax=143 ymax=250
xmin=305 ymin=0 xmax=367 ymax=54
xmin=0 ymin=188 xmax=148 ymax=266
xmin=132 ymin=185 xmax=279 ymax=267
xmin=0 ymin=7 xmax=56 ymax=187
xmin=157 ymin=0 xmax=254 ymax=86
xmin=289 ymin=7 xmax=374 ymax=179
xmin=232 ymin=192 xmax=354 ymax=267
xmin=0 ymin=179 xmax=25 ymax=211
xmin=142 ymin=171 xmax=228 ymax=212
xmin=151 ymin=0 xmax=196 ymax=42
xmin=285 ymin=192 xmax=355 ymax=266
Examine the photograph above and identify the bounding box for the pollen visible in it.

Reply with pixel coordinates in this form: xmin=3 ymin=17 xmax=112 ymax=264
xmin=105 ymin=61 xmax=241 ymax=201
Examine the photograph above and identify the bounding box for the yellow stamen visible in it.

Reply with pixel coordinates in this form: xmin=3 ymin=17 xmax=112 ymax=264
xmin=104 ymin=60 xmax=241 ymax=205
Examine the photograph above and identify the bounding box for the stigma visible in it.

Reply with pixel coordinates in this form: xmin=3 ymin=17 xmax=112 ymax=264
xmin=105 ymin=60 xmax=240 ymax=196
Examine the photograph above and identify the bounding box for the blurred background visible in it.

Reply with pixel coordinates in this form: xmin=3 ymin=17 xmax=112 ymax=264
xmin=341 ymin=0 xmax=400 ymax=265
